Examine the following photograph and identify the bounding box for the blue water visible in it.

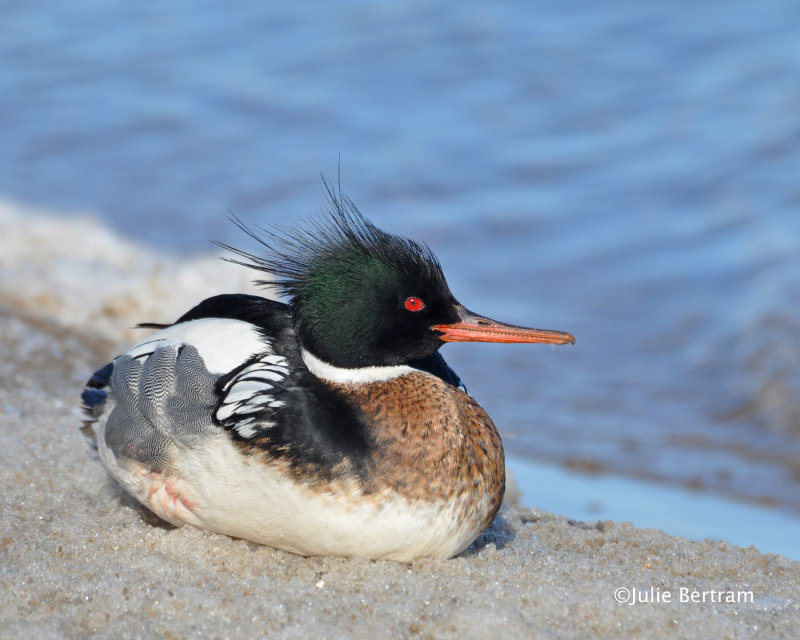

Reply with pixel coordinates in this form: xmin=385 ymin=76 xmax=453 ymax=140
xmin=508 ymin=457 xmax=800 ymax=561
xmin=3 ymin=1 xmax=800 ymax=549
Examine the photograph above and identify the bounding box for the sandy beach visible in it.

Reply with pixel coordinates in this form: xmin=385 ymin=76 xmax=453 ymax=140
xmin=2 ymin=206 xmax=799 ymax=639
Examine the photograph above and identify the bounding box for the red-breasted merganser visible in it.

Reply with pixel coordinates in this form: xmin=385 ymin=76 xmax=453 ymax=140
xmin=81 ymin=185 xmax=574 ymax=561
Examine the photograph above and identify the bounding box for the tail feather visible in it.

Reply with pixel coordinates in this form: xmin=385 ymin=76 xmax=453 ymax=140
xmin=81 ymin=361 xmax=113 ymax=414
xmin=80 ymin=362 xmax=114 ymax=442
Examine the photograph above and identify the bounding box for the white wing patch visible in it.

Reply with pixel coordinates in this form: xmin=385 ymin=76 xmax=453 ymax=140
xmin=125 ymin=318 xmax=268 ymax=375
xmin=116 ymin=317 xmax=287 ymax=440
xmin=216 ymin=354 xmax=290 ymax=438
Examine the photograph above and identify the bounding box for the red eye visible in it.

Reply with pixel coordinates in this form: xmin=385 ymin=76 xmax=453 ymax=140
xmin=404 ymin=297 xmax=425 ymax=312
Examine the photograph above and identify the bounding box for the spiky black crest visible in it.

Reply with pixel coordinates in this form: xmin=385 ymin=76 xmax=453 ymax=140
xmin=219 ymin=179 xmax=447 ymax=305
xmin=218 ymin=179 xmax=458 ymax=367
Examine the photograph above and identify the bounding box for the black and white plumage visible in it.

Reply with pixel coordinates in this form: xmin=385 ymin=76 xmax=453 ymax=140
xmin=81 ymin=187 xmax=574 ymax=561
xmin=84 ymin=295 xmax=378 ymax=483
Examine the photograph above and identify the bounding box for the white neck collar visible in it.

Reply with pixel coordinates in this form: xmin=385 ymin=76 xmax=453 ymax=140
xmin=300 ymin=348 xmax=415 ymax=384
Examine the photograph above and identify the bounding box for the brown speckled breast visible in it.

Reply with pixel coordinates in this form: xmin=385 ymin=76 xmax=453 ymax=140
xmin=333 ymin=372 xmax=505 ymax=532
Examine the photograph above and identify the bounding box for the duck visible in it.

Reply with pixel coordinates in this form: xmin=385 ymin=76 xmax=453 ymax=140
xmin=80 ymin=184 xmax=574 ymax=562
